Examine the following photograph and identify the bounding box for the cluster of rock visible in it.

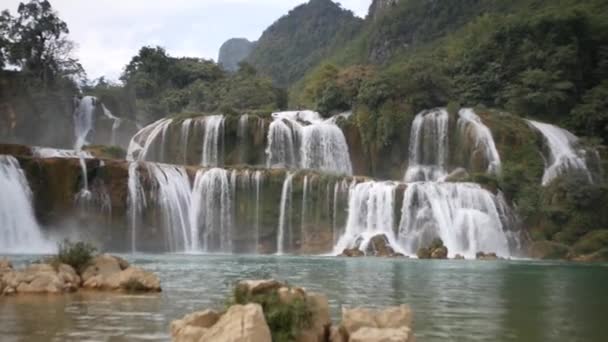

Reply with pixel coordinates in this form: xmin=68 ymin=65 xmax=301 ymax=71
xmin=0 ymin=254 xmax=160 ymax=296
xmin=340 ymin=234 xmax=405 ymax=258
xmin=416 ymin=238 xmax=448 ymax=260
xmin=171 ymin=279 xmax=415 ymax=342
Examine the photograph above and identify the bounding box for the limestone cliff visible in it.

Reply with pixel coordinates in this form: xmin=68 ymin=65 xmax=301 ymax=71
xmin=218 ymin=38 xmax=255 ymax=72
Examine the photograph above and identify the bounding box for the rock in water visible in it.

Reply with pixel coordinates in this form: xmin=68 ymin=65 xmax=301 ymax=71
xmin=82 ymin=254 xmax=161 ymax=292
xmin=336 ymin=305 xmax=414 ymax=342
xmin=218 ymin=38 xmax=255 ymax=72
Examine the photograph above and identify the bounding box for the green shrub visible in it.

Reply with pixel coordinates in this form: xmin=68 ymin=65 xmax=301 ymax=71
xmin=55 ymin=239 xmax=97 ymax=273
xmin=227 ymin=284 xmax=313 ymax=342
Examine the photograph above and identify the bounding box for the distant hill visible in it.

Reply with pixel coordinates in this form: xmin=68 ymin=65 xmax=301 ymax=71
xmin=245 ymin=0 xmax=363 ymax=87
xmin=218 ymin=38 xmax=255 ymax=72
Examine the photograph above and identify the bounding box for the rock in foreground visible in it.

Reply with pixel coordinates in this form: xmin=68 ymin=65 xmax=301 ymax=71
xmin=171 ymin=279 xmax=414 ymax=342
xmin=0 ymin=254 xmax=161 ymax=295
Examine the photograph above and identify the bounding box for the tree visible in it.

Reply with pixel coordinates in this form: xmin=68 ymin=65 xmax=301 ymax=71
xmin=3 ymin=0 xmax=82 ymax=85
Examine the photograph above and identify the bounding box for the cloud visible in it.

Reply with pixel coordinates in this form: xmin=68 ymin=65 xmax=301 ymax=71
xmin=1 ymin=0 xmax=370 ymax=81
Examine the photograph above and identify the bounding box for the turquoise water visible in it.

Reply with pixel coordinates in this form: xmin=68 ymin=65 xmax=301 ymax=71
xmin=1 ymin=254 xmax=607 ymax=341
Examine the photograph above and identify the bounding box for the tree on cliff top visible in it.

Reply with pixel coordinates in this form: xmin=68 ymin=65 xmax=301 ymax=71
xmin=1 ymin=0 xmax=83 ymax=87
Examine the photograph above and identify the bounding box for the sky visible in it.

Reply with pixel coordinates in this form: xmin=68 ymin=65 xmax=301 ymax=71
xmin=1 ymin=0 xmax=371 ymax=81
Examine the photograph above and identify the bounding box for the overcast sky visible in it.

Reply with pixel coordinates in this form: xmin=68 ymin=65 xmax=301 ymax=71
xmin=1 ymin=0 xmax=370 ymax=81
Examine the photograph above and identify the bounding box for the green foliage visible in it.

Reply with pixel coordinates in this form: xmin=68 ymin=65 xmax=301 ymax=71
xmin=228 ymin=285 xmax=313 ymax=342
xmin=572 ymin=230 xmax=608 ymax=255
xmin=246 ymin=0 xmax=363 ymax=87
xmin=55 ymin=239 xmax=97 ymax=273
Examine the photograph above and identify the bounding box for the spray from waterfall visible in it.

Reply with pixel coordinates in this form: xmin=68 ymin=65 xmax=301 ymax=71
xmin=0 ymin=155 xmax=54 ymax=254
xmin=527 ymin=120 xmax=594 ymax=186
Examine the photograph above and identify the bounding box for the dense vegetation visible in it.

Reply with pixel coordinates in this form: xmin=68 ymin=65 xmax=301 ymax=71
xmin=246 ymin=0 xmax=363 ymax=87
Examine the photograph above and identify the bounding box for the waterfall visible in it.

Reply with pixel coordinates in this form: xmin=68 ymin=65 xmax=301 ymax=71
xmin=398 ymin=182 xmax=511 ymax=258
xmin=333 ymin=181 xmax=402 ymax=254
xmin=277 ymin=172 xmax=295 ymax=255
xmin=0 ymin=155 xmax=53 ymax=254
xmin=266 ymin=111 xmax=352 ymax=175
xmin=457 ymin=108 xmax=501 ymax=175
xmin=73 ymin=96 xmax=96 ymax=150
xmin=146 ymin=163 xmax=192 ymax=252
xmin=101 ymin=104 xmax=122 ymax=146
xmin=527 ymin=120 xmax=593 ymax=186
xmin=301 ymin=175 xmax=309 ymax=240
xmin=201 ymin=115 xmax=225 ymax=167
xmin=32 ymin=147 xmax=93 ymax=159
xmin=254 ymin=171 xmax=263 ymax=252
xmin=332 ymin=179 xmax=351 ymax=245
xmin=190 ymin=168 xmax=233 ymax=253
xmin=404 ymin=108 xmax=450 ymax=182
xmin=127 ymin=118 xmax=174 ymax=162
xmin=127 ymin=163 xmax=146 ymax=253
xmin=181 ymin=119 xmax=193 ymax=164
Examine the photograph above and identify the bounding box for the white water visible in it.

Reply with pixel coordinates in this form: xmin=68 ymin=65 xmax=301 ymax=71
xmin=398 ymin=182 xmax=511 ymax=259
xmin=0 ymin=155 xmax=54 ymax=254
xmin=277 ymin=172 xmax=295 ymax=255
xmin=333 ymin=181 xmax=402 ymax=255
xmin=266 ymin=111 xmax=352 ymax=175
xmin=457 ymin=108 xmax=501 ymax=175
xmin=127 ymin=118 xmax=174 ymax=161
xmin=301 ymin=175 xmax=309 ymax=239
xmin=180 ymin=119 xmax=193 ymax=164
xmin=527 ymin=120 xmax=593 ymax=186
xmin=127 ymin=163 xmax=146 ymax=252
xmin=146 ymin=163 xmax=192 ymax=252
xmin=101 ymin=104 xmax=122 ymax=146
xmin=73 ymin=96 xmax=96 ymax=150
xmin=201 ymin=115 xmax=225 ymax=167
xmin=32 ymin=147 xmax=93 ymax=159
xmin=254 ymin=171 xmax=263 ymax=252
xmin=190 ymin=168 xmax=233 ymax=253
xmin=404 ymin=109 xmax=450 ymax=182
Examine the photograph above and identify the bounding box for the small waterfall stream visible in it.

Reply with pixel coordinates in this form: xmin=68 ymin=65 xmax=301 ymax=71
xmin=457 ymin=108 xmax=501 ymax=175
xmin=201 ymin=115 xmax=225 ymax=167
xmin=404 ymin=108 xmax=450 ymax=182
xmin=527 ymin=120 xmax=594 ymax=185
xmin=0 ymin=155 xmax=53 ymax=253
xmin=277 ymin=172 xmax=295 ymax=255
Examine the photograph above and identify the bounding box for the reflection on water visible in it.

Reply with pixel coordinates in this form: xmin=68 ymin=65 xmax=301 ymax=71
xmin=1 ymin=255 xmax=607 ymax=342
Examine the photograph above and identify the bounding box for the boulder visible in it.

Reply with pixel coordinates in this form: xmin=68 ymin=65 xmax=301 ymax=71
xmin=453 ymin=254 xmax=465 ymax=260
xmin=297 ymin=292 xmax=331 ymax=342
xmin=0 ymin=258 xmax=12 ymax=273
xmin=340 ymin=248 xmax=365 ymax=257
xmin=1 ymin=263 xmax=79 ymax=294
xmin=339 ymin=306 xmax=413 ymax=341
xmin=171 ymin=310 xmax=220 ymax=342
xmin=350 ymin=327 xmax=413 ymax=342
xmin=416 ymin=248 xmax=431 ymax=259
xmin=81 ymin=254 xmax=129 ymax=283
xmin=237 ymin=279 xmax=282 ymax=296
xmin=366 ymin=235 xmax=398 ymax=257
xmin=83 ymin=266 xmax=161 ymax=292
xmin=199 ymin=304 xmax=272 ymax=342
xmin=430 ymin=246 xmax=448 ymax=259
xmin=476 ymin=252 xmax=499 ymax=260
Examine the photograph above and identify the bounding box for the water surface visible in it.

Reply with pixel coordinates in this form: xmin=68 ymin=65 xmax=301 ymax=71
xmin=1 ymin=254 xmax=607 ymax=342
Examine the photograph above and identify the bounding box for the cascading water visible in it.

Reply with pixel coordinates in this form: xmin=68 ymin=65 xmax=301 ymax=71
xmin=404 ymin=108 xmax=450 ymax=182
xmin=32 ymin=147 xmax=94 ymax=159
xmin=398 ymin=182 xmax=511 ymax=258
xmin=0 ymin=155 xmax=53 ymax=253
xmin=146 ymin=163 xmax=192 ymax=252
xmin=457 ymin=108 xmax=501 ymax=175
xmin=127 ymin=118 xmax=174 ymax=162
xmin=201 ymin=115 xmax=225 ymax=167
xmin=73 ymin=96 xmax=96 ymax=150
xmin=276 ymin=172 xmax=295 ymax=254
xmin=266 ymin=111 xmax=352 ymax=175
xmin=127 ymin=163 xmax=146 ymax=253
xmin=190 ymin=168 xmax=233 ymax=253
xmin=527 ymin=120 xmax=593 ymax=186
xmin=101 ymin=104 xmax=122 ymax=146
xmin=333 ymin=181 xmax=402 ymax=254
xmin=254 ymin=170 xmax=263 ymax=252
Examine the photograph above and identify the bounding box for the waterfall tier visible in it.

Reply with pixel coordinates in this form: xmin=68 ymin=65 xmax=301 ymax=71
xmin=73 ymin=96 xmax=135 ymax=150
xmin=0 ymin=155 xmax=53 ymax=254
xmin=527 ymin=120 xmax=595 ymax=186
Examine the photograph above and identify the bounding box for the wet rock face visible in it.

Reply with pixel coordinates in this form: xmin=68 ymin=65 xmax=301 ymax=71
xmin=417 ymin=238 xmax=448 ymax=259
xmin=81 ymin=254 xmax=161 ymax=292
xmin=1 ymin=262 xmax=81 ymax=295
xmin=336 ymin=305 xmax=414 ymax=342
